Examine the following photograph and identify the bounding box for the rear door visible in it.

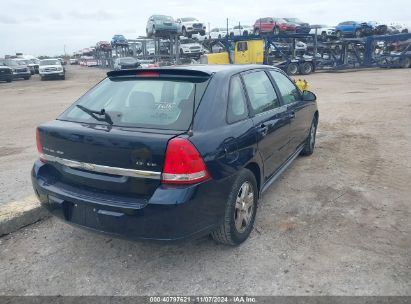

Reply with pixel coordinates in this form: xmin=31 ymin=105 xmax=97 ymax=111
xmin=269 ymin=70 xmax=312 ymax=153
xmin=242 ymin=70 xmax=290 ymax=179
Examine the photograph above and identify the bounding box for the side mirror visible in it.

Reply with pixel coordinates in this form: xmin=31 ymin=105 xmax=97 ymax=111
xmin=302 ymin=90 xmax=316 ymax=102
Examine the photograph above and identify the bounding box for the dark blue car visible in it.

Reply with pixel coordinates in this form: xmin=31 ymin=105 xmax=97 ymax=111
xmin=111 ymin=34 xmax=128 ymax=46
xmin=32 ymin=65 xmax=318 ymax=245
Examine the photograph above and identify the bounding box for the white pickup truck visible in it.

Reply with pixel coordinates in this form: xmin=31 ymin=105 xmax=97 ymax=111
xmin=39 ymin=59 xmax=65 ymax=80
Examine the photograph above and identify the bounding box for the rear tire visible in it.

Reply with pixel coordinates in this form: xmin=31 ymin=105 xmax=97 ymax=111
xmin=286 ymin=62 xmax=299 ymax=75
xmin=299 ymin=62 xmax=314 ymax=75
xmin=211 ymin=169 xmax=258 ymax=245
xmin=6 ymin=78 xmax=11 ymax=83
xmin=336 ymin=30 xmax=342 ymax=39
xmin=61 ymin=75 xmax=66 ymax=80
xmin=400 ymin=57 xmax=411 ymax=68
xmin=254 ymin=29 xmax=260 ymax=36
xmin=301 ymin=117 xmax=318 ymax=156
xmin=355 ymin=29 xmax=362 ymax=38
xmin=273 ymin=27 xmax=280 ymax=35
xmin=24 ymin=76 xmax=30 ymax=80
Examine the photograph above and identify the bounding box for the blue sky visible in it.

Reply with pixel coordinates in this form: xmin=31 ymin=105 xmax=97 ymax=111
xmin=0 ymin=0 xmax=409 ymax=56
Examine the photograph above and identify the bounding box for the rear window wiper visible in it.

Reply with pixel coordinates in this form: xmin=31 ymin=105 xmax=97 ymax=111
xmin=76 ymin=105 xmax=113 ymax=125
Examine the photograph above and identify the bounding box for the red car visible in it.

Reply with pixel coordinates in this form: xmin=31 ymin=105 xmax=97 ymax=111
xmin=253 ymin=17 xmax=296 ymax=35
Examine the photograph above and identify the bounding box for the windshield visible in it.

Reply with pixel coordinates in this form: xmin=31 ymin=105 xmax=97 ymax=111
xmin=181 ymin=39 xmax=196 ymax=44
xmin=285 ymin=18 xmax=303 ymax=23
xmin=59 ymin=77 xmax=210 ymax=131
xmin=181 ymin=17 xmax=196 ymax=22
xmin=7 ymin=60 xmax=19 ymax=66
xmin=119 ymin=57 xmax=137 ymax=64
xmin=40 ymin=59 xmax=60 ymax=66
xmin=157 ymin=15 xmax=173 ymax=21
xmin=16 ymin=60 xmax=29 ymax=65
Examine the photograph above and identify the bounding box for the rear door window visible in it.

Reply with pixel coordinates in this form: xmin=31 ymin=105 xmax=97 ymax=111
xmin=59 ymin=77 xmax=209 ymax=131
xmin=242 ymin=70 xmax=280 ymax=115
xmin=269 ymin=71 xmax=301 ymax=105
xmin=227 ymin=75 xmax=249 ymax=123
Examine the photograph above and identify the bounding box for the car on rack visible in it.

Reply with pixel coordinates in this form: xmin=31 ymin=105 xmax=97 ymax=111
xmin=39 ymin=58 xmax=65 ymax=80
xmin=113 ymin=57 xmax=141 ymax=70
xmin=176 ymin=17 xmax=206 ymax=36
xmin=111 ymin=34 xmax=128 ymax=46
xmin=209 ymin=28 xmax=229 ymax=39
xmin=0 ymin=62 xmax=12 ymax=83
xmin=229 ymin=25 xmax=253 ymax=36
xmin=179 ymin=38 xmax=204 ymax=57
xmin=335 ymin=21 xmax=374 ymax=38
xmin=0 ymin=59 xmax=31 ymax=80
xmin=32 ymin=65 xmax=319 ymax=245
xmin=146 ymin=15 xmax=179 ymax=38
xmin=96 ymin=41 xmax=112 ymax=51
xmin=69 ymin=58 xmax=78 ymax=65
xmin=283 ymin=18 xmax=311 ymax=33
xmin=253 ymin=17 xmax=296 ymax=35
xmin=309 ymin=25 xmax=336 ymax=40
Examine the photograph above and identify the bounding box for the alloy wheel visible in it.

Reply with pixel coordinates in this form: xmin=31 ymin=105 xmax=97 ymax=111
xmin=234 ymin=181 xmax=255 ymax=233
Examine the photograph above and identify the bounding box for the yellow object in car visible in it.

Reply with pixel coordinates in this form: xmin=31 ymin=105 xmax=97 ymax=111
xmin=295 ymin=79 xmax=309 ymax=92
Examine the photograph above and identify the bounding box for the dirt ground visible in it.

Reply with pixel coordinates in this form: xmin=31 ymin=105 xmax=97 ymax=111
xmin=0 ymin=66 xmax=410 ymax=296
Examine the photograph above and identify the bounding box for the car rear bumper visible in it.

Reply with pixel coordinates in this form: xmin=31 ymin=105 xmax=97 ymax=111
xmin=31 ymin=160 xmax=233 ymax=241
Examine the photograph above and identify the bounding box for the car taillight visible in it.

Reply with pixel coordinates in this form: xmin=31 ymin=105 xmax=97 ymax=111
xmin=161 ymin=138 xmax=210 ymax=185
xmin=36 ymin=128 xmax=45 ymax=163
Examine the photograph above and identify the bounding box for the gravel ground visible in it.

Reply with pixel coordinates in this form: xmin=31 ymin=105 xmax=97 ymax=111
xmin=0 ymin=66 xmax=410 ymax=296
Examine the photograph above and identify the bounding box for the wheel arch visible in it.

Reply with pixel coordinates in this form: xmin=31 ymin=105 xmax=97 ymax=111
xmin=244 ymin=162 xmax=261 ymax=196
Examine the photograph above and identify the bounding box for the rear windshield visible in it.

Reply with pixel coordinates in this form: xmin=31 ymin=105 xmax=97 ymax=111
xmin=59 ymin=77 xmax=209 ymax=131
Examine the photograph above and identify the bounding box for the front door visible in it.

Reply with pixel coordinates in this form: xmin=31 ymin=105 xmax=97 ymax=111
xmin=269 ymin=70 xmax=312 ymax=153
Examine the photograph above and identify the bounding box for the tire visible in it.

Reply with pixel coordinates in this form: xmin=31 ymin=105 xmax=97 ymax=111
xmin=24 ymin=76 xmax=30 ymax=80
xmin=336 ymin=30 xmax=342 ymax=39
xmin=152 ymin=26 xmax=156 ymax=36
xmin=211 ymin=169 xmax=258 ymax=245
xmin=301 ymin=117 xmax=318 ymax=156
xmin=6 ymin=78 xmax=11 ymax=83
xmin=218 ymin=34 xmax=221 ymax=39
xmin=243 ymin=31 xmax=248 ymax=36
xmin=321 ymin=31 xmax=327 ymax=40
xmin=40 ymin=76 xmax=44 ymax=81
xmin=200 ymin=30 xmax=205 ymax=36
xmin=61 ymin=75 xmax=66 ymax=80
xmin=286 ymin=62 xmax=299 ymax=75
xmin=299 ymin=62 xmax=314 ymax=75
xmin=273 ymin=27 xmax=280 ymax=35
xmin=254 ymin=29 xmax=260 ymax=36
xmin=355 ymin=29 xmax=362 ymax=38
xmin=182 ymin=27 xmax=187 ymax=37
xmin=400 ymin=57 xmax=411 ymax=68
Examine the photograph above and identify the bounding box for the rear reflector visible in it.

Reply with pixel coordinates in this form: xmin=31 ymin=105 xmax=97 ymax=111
xmin=36 ymin=128 xmax=45 ymax=163
xmin=161 ymin=138 xmax=209 ymax=185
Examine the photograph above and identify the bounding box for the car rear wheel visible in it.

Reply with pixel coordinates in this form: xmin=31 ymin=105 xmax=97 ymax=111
xmin=211 ymin=169 xmax=258 ymax=245
xmin=301 ymin=117 xmax=318 ymax=156
xmin=355 ymin=29 xmax=362 ymax=37
xmin=273 ymin=27 xmax=280 ymax=35
xmin=6 ymin=78 xmax=11 ymax=83
xmin=182 ymin=27 xmax=187 ymax=36
xmin=254 ymin=29 xmax=260 ymax=36
xmin=24 ymin=76 xmax=30 ymax=80
xmin=336 ymin=30 xmax=342 ymax=39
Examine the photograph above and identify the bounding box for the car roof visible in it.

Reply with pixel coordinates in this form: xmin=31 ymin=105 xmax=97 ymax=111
xmin=107 ymin=64 xmax=282 ymax=78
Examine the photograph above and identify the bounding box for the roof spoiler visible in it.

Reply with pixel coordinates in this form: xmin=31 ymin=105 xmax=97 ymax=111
xmin=107 ymin=68 xmax=212 ymax=79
